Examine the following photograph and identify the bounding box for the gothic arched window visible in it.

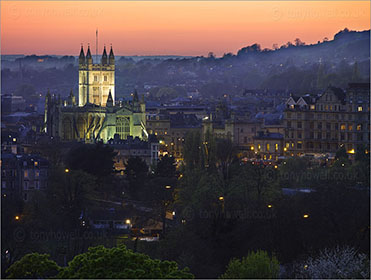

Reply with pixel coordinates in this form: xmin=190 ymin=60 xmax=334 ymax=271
xmin=116 ymin=117 xmax=130 ymax=139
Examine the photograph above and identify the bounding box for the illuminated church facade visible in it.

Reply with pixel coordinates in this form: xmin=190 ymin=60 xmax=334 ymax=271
xmin=44 ymin=45 xmax=147 ymax=143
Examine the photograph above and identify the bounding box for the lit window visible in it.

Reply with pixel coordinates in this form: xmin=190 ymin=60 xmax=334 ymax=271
xmin=35 ymin=170 xmax=40 ymax=177
xmin=24 ymin=170 xmax=28 ymax=178
xmin=34 ymin=161 xmax=38 ymax=167
xmin=266 ymin=143 xmax=270 ymax=151
xmin=275 ymin=144 xmax=278 ymax=151
xmin=348 ymin=125 xmax=353 ymax=131
xmin=358 ymin=106 xmax=363 ymax=112
xmin=104 ymin=76 xmax=107 ymax=81
xmin=258 ymin=144 xmax=261 ymax=151
xmin=94 ymin=76 xmax=98 ymax=82
xmin=340 ymin=124 xmax=346 ymax=130
xmin=357 ymin=124 xmax=362 ymax=131
xmin=310 ymin=105 xmax=315 ymax=110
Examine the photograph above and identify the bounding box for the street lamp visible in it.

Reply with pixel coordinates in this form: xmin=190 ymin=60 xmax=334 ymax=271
xmin=65 ymin=168 xmax=70 ymax=173
xmin=165 ymin=185 xmax=171 ymax=189
xmin=125 ymin=219 xmax=131 ymax=225
xmin=218 ymin=196 xmax=224 ymax=201
xmin=267 ymin=204 xmax=272 ymax=208
xmin=15 ymin=215 xmax=20 ymax=221
xmin=303 ymin=214 xmax=309 ymax=219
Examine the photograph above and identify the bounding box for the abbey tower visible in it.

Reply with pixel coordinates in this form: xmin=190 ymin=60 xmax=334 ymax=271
xmin=78 ymin=45 xmax=115 ymax=107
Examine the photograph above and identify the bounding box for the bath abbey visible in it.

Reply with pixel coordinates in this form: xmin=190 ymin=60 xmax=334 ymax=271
xmin=44 ymin=45 xmax=147 ymax=143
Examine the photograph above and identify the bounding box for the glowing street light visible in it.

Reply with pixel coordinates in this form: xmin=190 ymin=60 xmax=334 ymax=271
xmin=267 ymin=204 xmax=272 ymax=208
xmin=165 ymin=185 xmax=171 ymax=189
xmin=303 ymin=214 xmax=309 ymax=219
xmin=219 ymin=196 xmax=224 ymax=201
xmin=125 ymin=219 xmax=131 ymax=225
xmin=65 ymin=168 xmax=70 ymax=173
xmin=15 ymin=215 xmax=20 ymax=221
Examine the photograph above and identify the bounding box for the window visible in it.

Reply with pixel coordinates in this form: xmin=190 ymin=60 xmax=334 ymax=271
xmin=244 ymin=137 xmax=247 ymax=143
xmin=258 ymin=144 xmax=261 ymax=151
xmin=297 ymin=142 xmax=302 ymax=149
xmin=348 ymin=125 xmax=353 ymax=131
xmin=310 ymin=105 xmax=315 ymax=110
xmin=340 ymin=124 xmax=346 ymax=130
xmin=358 ymin=106 xmax=363 ymax=112
xmin=35 ymin=181 xmax=40 ymax=190
xmin=24 ymin=170 xmax=28 ymax=178
xmin=310 ymin=122 xmax=314 ymax=129
xmin=266 ymin=143 xmax=270 ymax=152
xmin=297 ymin=113 xmax=302 ymax=119
xmin=318 ymin=122 xmax=322 ymax=129
xmin=357 ymin=133 xmax=363 ymax=141
xmin=335 ymin=124 xmax=339 ymax=130
xmin=287 ymin=112 xmax=291 ymax=119
xmin=357 ymin=124 xmax=362 ymax=131
xmin=24 ymin=181 xmax=29 ymax=190
xmin=104 ymin=76 xmax=107 ymax=82
xmin=2 ymin=181 xmax=6 ymax=189
xmin=35 ymin=170 xmax=40 ymax=178
xmin=348 ymin=133 xmax=352 ymax=141
xmin=326 ymin=123 xmax=331 ymax=130
xmin=310 ymin=132 xmax=314 ymax=139
xmin=240 ymin=128 xmax=243 ymax=133
xmin=287 ymin=121 xmax=291 ymax=128
xmin=298 ymin=132 xmax=302 ymax=139
xmin=340 ymin=133 xmax=345 ymax=140
xmin=94 ymin=75 xmax=98 ymax=82
xmin=116 ymin=117 xmax=130 ymax=139
xmin=318 ymin=132 xmax=322 ymax=139
xmin=297 ymin=122 xmax=302 ymax=129
xmin=326 ymin=132 xmax=330 ymax=139
xmin=34 ymin=161 xmax=38 ymax=167
xmin=317 ymin=114 xmax=322 ymax=119
xmin=275 ymin=144 xmax=278 ymax=151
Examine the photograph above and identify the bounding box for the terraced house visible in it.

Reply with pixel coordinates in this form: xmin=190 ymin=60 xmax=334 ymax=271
xmin=283 ymin=83 xmax=370 ymax=157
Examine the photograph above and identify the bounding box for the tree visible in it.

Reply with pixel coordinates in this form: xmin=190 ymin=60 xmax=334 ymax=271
xmin=155 ymin=155 xmax=176 ymax=178
xmin=6 ymin=253 xmax=59 ymax=279
xmin=66 ymin=142 xmax=116 ymax=183
xmin=220 ymin=250 xmax=279 ymax=279
xmin=288 ymin=246 xmax=370 ymax=279
xmin=58 ymin=245 xmax=194 ymax=279
xmin=125 ymin=157 xmax=149 ymax=181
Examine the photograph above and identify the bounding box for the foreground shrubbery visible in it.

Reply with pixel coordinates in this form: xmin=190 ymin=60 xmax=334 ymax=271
xmin=286 ymin=246 xmax=370 ymax=279
xmin=6 ymin=245 xmax=194 ymax=279
xmin=220 ymin=250 xmax=279 ymax=279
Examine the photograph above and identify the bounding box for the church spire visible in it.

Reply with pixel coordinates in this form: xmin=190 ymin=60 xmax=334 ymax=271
xmin=102 ymin=45 xmax=108 ymax=65
xmin=106 ymin=89 xmax=113 ymax=107
xmin=86 ymin=45 xmax=92 ymax=64
xmin=79 ymin=45 xmax=85 ymax=65
xmin=109 ymin=45 xmax=115 ymax=65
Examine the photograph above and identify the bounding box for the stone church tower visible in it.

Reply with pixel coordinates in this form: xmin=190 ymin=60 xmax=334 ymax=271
xmin=78 ymin=45 xmax=115 ymax=107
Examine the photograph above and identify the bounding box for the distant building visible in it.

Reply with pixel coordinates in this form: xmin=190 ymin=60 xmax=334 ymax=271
xmin=107 ymin=134 xmax=159 ymax=172
xmin=283 ymin=83 xmax=370 ymax=156
xmin=146 ymin=112 xmax=202 ymax=159
xmin=44 ymin=46 xmax=147 ymax=143
xmin=252 ymin=131 xmax=284 ymax=160
xmin=1 ymin=152 xmax=48 ymax=202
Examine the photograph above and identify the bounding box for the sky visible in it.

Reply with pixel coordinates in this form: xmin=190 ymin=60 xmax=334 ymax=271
xmin=1 ymin=1 xmax=370 ymax=56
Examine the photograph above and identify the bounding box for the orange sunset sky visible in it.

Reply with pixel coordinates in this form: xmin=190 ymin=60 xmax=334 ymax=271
xmin=1 ymin=1 xmax=370 ymax=56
